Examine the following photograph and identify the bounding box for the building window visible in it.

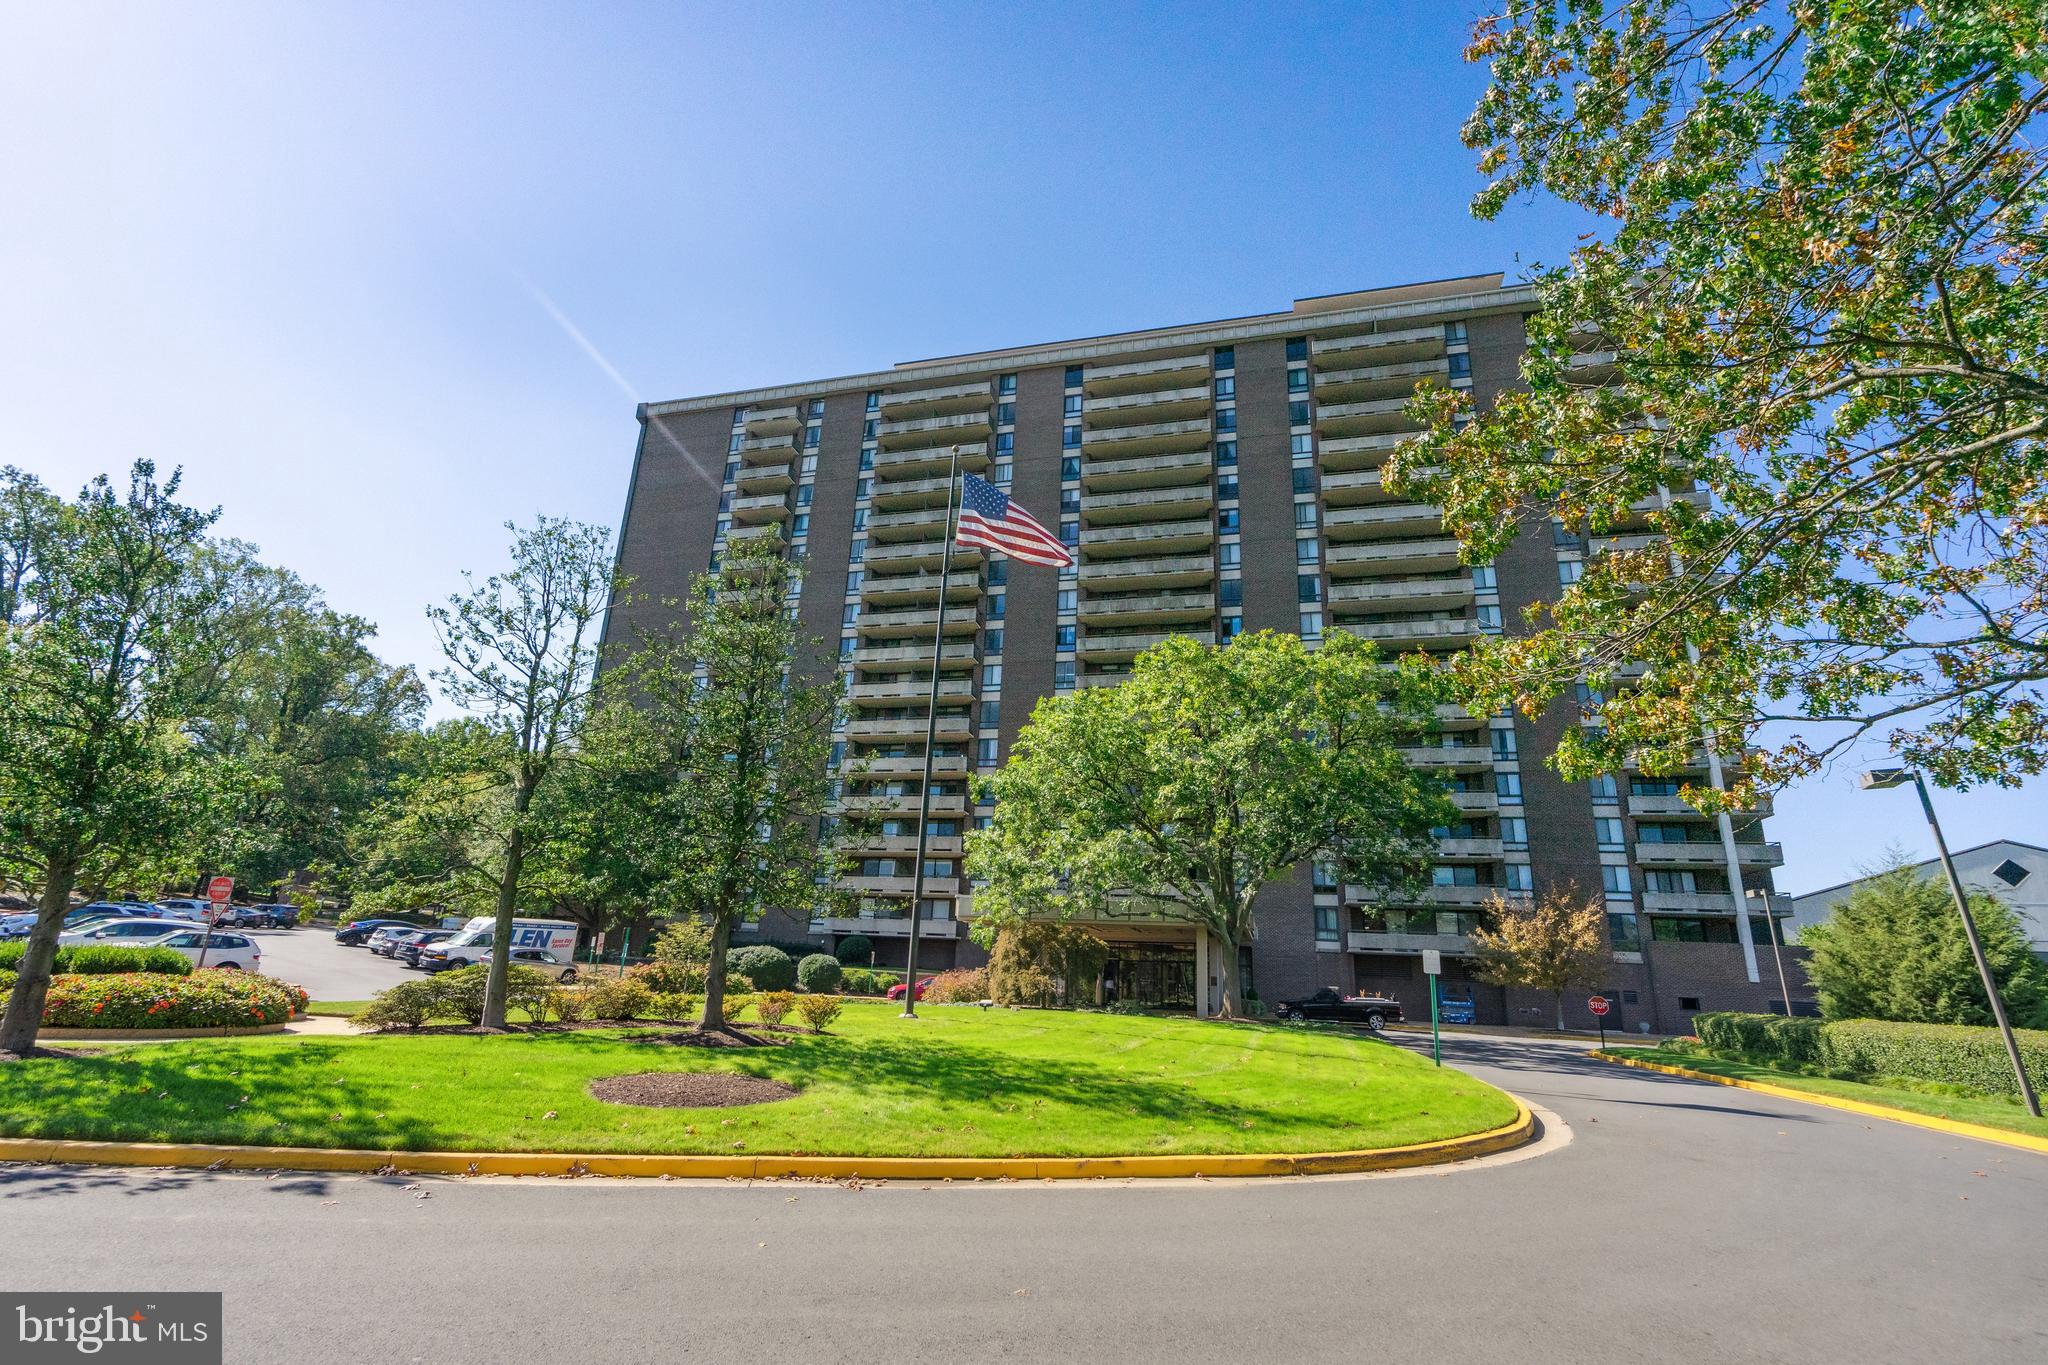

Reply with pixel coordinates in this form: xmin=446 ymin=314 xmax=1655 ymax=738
xmin=1060 ymin=487 xmax=1081 ymax=514
xmin=1064 ymin=365 xmax=1083 ymax=388
xmin=1295 ymin=502 xmax=1319 ymax=529
xmin=1445 ymin=321 xmax=1468 ymax=344
xmin=863 ymin=419 xmax=878 ymax=439
xmin=1558 ymin=558 xmax=1583 ymax=585
xmin=1496 ymin=772 xmax=1523 ymax=801
xmin=1063 ymin=425 xmax=1081 ymax=448
xmin=982 ymin=663 xmax=1002 ymax=688
xmin=1297 ymin=574 xmax=1323 ymax=603
xmin=977 ymin=738 xmax=999 ymax=766
xmin=791 ymin=513 xmax=810 ymax=536
xmin=1056 ymin=624 xmax=1075 ymax=650
xmin=1216 ymin=440 xmax=1237 ymax=466
xmin=839 ymin=637 xmax=856 ymax=659
xmin=1314 ymin=905 xmax=1340 ymax=943
xmin=801 ymin=455 xmax=819 ymax=475
xmin=1591 ymin=774 xmax=1620 ymax=800
xmin=847 ymin=537 xmax=864 ymax=562
xmin=1219 ymin=579 xmax=1243 ymax=607
xmin=842 ymin=603 xmax=859 ymax=626
xmin=845 ymin=570 xmax=863 ymax=592
xmin=1594 ymin=818 xmax=1626 ymax=850
xmin=1994 ymin=858 xmax=2030 ymax=887
xmin=1287 ymin=368 xmax=1309 ymax=393
xmin=1679 ymin=996 xmax=1702 ymax=1012
xmin=1501 ymin=817 xmax=1529 ymax=849
xmin=1220 ymin=542 xmax=1241 ymax=567
xmin=992 ymin=461 xmax=1012 ymax=486
xmin=1290 ymin=434 xmax=1314 ymax=457
xmin=1057 ymin=588 xmax=1076 ymax=613
xmin=1288 ymin=400 xmax=1311 ymax=426
xmin=1221 ymin=614 xmax=1243 ymax=640
xmin=1477 ymin=604 xmax=1503 ymax=633
xmin=805 ymin=426 xmax=821 ymax=448
xmin=1448 ymin=352 xmax=1472 ymax=380
xmin=1504 ymin=864 xmax=1534 ymax=892
xmin=1215 ymin=408 xmax=1237 ymax=433
xmin=987 ymin=560 xmax=1008 ymax=586
xmin=1061 ymin=455 xmax=1081 ymax=479
xmin=987 ymin=592 xmax=1005 ymax=618
xmin=728 ymin=433 xmax=743 ymax=455
xmin=859 ymin=448 xmax=874 ymax=471
xmin=723 ymin=460 xmax=739 ymax=483
xmin=1601 ymin=865 xmax=1633 ymax=898
xmin=1471 ymin=564 xmax=1496 ymax=591
xmin=994 ymin=431 xmax=1015 ymax=455
xmin=1218 ymin=507 xmax=1239 ymax=533
xmin=997 ymin=402 xmax=1015 ymax=425
xmin=1055 ymin=660 xmax=1076 ymax=689
xmin=1059 ymin=520 xmax=1078 ymax=546
xmin=1217 ymin=474 xmax=1239 ymax=500
xmin=979 ymin=701 xmax=1000 ymax=727
xmin=1214 ymin=346 xmax=1234 ymax=371
xmin=998 ymin=373 xmax=1017 ymax=396
xmin=1291 ymin=465 xmax=1316 ymax=493
xmin=1296 ymin=539 xmax=1320 ymax=564
xmin=984 ymin=628 xmax=1004 ymax=654
xmin=1286 ymin=337 xmax=1309 ymax=362
xmin=1609 ymin=914 xmax=1642 ymax=951
xmin=1299 ymin=611 xmax=1323 ymax=639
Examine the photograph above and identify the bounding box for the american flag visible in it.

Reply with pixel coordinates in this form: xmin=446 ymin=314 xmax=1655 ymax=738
xmin=955 ymin=472 xmax=1075 ymax=568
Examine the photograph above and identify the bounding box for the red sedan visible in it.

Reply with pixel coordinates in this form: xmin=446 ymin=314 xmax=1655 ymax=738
xmin=886 ymin=975 xmax=937 ymax=1001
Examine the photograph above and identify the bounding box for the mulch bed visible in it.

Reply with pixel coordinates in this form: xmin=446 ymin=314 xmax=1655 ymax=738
xmin=624 ymin=1024 xmax=803 ymax=1048
xmin=588 ymin=1071 xmax=798 ymax=1108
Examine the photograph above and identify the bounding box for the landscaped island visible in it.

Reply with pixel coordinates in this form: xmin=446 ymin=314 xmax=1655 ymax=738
xmin=0 ymin=1002 xmax=1518 ymax=1159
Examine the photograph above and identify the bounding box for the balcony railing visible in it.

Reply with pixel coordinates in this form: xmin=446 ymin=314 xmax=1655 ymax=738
xmin=1346 ymin=930 xmax=1474 ymax=956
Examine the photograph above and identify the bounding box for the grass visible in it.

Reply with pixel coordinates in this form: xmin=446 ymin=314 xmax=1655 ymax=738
xmin=0 ymin=1002 xmax=1518 ymax=1158
xmin=1603 ymin=1045 xmax=2048 ymax=1141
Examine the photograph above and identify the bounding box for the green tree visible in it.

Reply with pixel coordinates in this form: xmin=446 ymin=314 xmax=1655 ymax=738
xmin=424 ymin=517 xmax=615 ymax=1029
xmin=1801 ymin=858 xmax=2048 ymax=1028
xmin=966 ymin=630 xmax=1452 ymax=1018
xmin=0 ymin=464 xmax=241 ymax=1054
xmin=1401 ymin=3 xmax=2048 ymax=802
xmin=600 ymin=538 xmax=844 ymax=1031
xmin=987 ymin=921 xmax=1110 ymax=1008
xmin=1467 ymin=889 xmax=1612 ymax=1031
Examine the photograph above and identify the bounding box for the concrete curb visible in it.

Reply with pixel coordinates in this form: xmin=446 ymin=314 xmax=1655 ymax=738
xmin=1594 ymin=1052 xmax=2048 ymax=1156
xmin=0 ymin=1098 xmax=1536 ymax=1182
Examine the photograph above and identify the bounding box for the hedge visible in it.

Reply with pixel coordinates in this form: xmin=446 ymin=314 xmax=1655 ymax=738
xmin=1692 ymin=1011 xmax=2048 ymax=1101
xmin=796 ymin=953 xmax=843 ymax=993
xmin=730 ymin=944 xmax=796 ymax=991
xmin=0 ymin=942 xmax=192 ymax=976
xmin=40 ymin=970 xmax=308 ymax=1029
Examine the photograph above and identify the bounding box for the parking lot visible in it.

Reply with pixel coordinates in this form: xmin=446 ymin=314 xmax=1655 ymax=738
xmin=248 ymin=927 xmax=416 ymax=1002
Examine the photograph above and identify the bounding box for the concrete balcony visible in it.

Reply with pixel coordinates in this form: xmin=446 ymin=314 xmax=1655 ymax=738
xmin=1313 ymin=325 xmax=1446 ymax=368
xmin=1635 ymin=841 xmax=1785 ymax=870
xmin=865 ymin=505 xmax=952 ymax=541
xmin=1082 ymin=352 xmax=1211 ymax=397
xmin=723 ymin=522 xmax=783 ymax=548
xmin=1327 ymin=575 xmax=1473 ymax=611
xmin=851 ymin=754 xmax=968 ymax=780
xmin=1080 ymin=448 xmax=1213 ymax=492
xmin=736 ymin=432 xmax=802 ymax=464
xmin=1589 ymin=532 xmax=1661 ymax=556
xmin=811 ymin=913 xmax=961 ymax=940
xmin=1079 ymin=517 xmax=1214 ymax=558
xmin=1626 ymin=791 xmax=1774 ymax=819
xmin=1640 ymin=890 xmax=1790 ymax=916
xmin=852 ymin=640 xmax=978 ymax=669
xmin=1435 ymin=837 xmax=1505 ymax=860
xmin=1079 ymin=553 xmax=1215 ymax=591
xmin=1317 ymin=432 xmax=1422 ymax=472
xmin=1448 ymin=789 xmax=1500 ymax=814
xmin=742 ymin=404 xmax=802 ymax=436
xmin=847 ymin=678 xmax=976 ymax=707
xmin=862 ymin=540 xmax=984 ymax=572
xmin=837 ymin=792 xmax=969 ymax=818
xmin=1314 ymin=357 xmax=1452 ymax=403
xmin=1567 ymin=349 xmax=1619 ymax=382
xmin=877 ymin=380 xmax=990 ymax=418
xmin=1078 ymin=628 xmax=1215 ymax=661
xmin=1079 ymin=417 xmax=1212 ymax=459
xmin=732 ymin=460 xmax=794 ymax=494
xmin=835 ymin=832 xmax=965 ymax=857
xmin=869 ymin=474 xmax=959 ymax=510
xmin=1323 ymin=503 xmax=1444 ymax=542
xmin=855 ymin=606 xmax=979 ymax=639
xmin=1082 ymin=384 xmax=1211 ymax=428
xmin=1081 ymin=484 xmax=1214 ymax=527
xmin=877 ymin=410 xmax=993 ymax=451
xmin=1325 ymin=537 xmax=1463 ymax=577
xmin=858 ymin=569 xmax=984 ymax=606
xmin=729 ymin=493 xmax=790 ymax=525
xmin=1400 ymin=744 xmax=1498 ymax=770
xmin=1320 ymin=466 xmax=1439 ymax=507
xmin=1080 ymin=589 xmax=1215 ymax=627
xmin=1317 ymin=397 xmax=1426 ymax=438
xmin=834 ymin=874 xmax=963 ymax=899
xmin=1339 ymin=617 xmax=1480 ymax=649
xmin=1347 ymin=930 xmax=1473 ymax=957
xmin=872 ymin=442 xmax=989 ymax=477
xmin=1360 ymin=883 xmax=1509 ymax=909
xmin=845 ymin=714 xmax=972 ymax=741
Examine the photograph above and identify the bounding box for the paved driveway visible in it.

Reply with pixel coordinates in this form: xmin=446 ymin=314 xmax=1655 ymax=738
xmin=245 ymin=927 xmax=414 ymax=1001
xmin=2 ymin=1033 xmax=2041 ymax=1364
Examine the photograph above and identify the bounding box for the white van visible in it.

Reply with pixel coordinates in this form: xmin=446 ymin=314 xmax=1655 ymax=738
xmin=417 ymin=917 xmax=579 ymax=972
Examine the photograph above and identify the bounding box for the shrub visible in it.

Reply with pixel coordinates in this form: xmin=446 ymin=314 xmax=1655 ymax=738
xmin=0 ymin=942 xmax=190 ymax=976
xmin=834 ymin=934 xmax=874 ymax=966
xmin=754 ymin=991 xmax=795 ymax=1027
xmin=647 ymin=991 xmax=700 ymax=1021
xmin=1693 ymin=1012 xmax=1825 ymax=1066
xmin=925 ymin=968 xmax=989 ymax=1004
xmin=431 ymin=964 xmax=555 ymax=1025
xmin=839 ymin=968 xmax=893 ymax=997
xmin=546 ymin=986 xmax=590 ymax=1024
xmin=988 ymin=922 xmax=1108 ymax=1007
xmin=722 ymin=991 xmax=754 ymax=1021
xmin=353 ymin=980 xmax=444 ymax=1031
xmin=629 ymin=959 xmax=705 ymax=993
xmin=731 ymin=944 xmax=796 ymax=991
xmin=582 ymin=976 xmax=654 ymax=1021
xmin=42 ymin=970 xmax=307 ymax=1029
xmin=795 ymin=994 xmax=844 ymax=1033
xmin=796 ymin=953 xmax=843 ymax=994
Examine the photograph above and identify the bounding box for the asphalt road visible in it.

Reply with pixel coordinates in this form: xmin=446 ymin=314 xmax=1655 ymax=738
xmin=246 ymin=927 xmax=415 ymax=1001
xmin=4 ymin=1034 xmax=2042 ymax=1364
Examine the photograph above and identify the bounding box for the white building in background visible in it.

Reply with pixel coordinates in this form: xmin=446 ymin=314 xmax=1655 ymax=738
xmin=1791 ymin=840 xmax=2048 ymax=959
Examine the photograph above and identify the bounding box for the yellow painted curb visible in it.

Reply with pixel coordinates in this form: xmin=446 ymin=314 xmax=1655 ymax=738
xmin=1595 ymin=1052 xmax=2048 ymax=1157
xmin=0 ymin=1099 xmax=1535 ymax=1182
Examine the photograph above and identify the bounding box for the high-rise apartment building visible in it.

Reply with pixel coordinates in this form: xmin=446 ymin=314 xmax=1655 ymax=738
xmin=605 ymin=273 xmax=1807 ymax=1034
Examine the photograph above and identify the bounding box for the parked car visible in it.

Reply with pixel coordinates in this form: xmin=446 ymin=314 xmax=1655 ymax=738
xmin=418 ymin=917 xmax=579 ymax=972
xmin=396 ymin=931 xmax=454 ymax=967
xmin=242 ymin=903 xmax=299 ymax=928
xmin=367 ymin=926 xmax=419 ymax=956
xmin=1274 ymin=987 xmax=1403 ymax=1029
xmin=139 ymin=929 xmax=263 ymax=972
xmin=885 ymin=976 xmax=936 ymax=1002
xmin=0 ymin=913 xmax=34 ymax=939
xmin=508 ymin=947 xmax=577 ymax=982
xmin=334 ymin=918 xmax=415 ymax=946
xmin=58 ymin=917 xmax=206 ymax=946
xmin=154 ymin=899 xmax=214 ymax=920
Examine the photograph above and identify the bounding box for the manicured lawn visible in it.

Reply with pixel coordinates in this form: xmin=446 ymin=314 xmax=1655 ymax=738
xmin=1603 ymin=1046 xmax=2048 ymax=1141
xmin=0 ymin=1003 xmax=1519 ymax=1158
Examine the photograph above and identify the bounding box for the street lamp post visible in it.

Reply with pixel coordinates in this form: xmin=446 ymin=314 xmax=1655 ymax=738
xmin=1861 ymin=767 xmax=2041 ymax=1118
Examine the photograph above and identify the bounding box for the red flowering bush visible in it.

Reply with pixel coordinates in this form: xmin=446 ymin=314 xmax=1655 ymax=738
xmin=41 ymin=970 xmax=309 ymax=1029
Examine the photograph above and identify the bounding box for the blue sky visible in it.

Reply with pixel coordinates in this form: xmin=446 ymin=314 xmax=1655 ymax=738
xmin=1 ymin=1 xmax=2036 ymax=890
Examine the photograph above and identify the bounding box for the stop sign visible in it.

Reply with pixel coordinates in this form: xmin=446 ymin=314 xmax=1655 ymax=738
xmin=207 ymin=875 xmax=234 ymax=903
xmin=1587 ymin=995 xmax=1612 ymax=1017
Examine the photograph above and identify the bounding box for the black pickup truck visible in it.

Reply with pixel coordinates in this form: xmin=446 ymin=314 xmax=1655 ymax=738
xmin=1275 ymin=987 xmax=1404 ymax=1028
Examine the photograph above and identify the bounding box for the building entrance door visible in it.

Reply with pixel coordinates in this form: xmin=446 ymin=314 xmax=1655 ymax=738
xmin=1102 ymin=947 xmax=1196 ymax=1010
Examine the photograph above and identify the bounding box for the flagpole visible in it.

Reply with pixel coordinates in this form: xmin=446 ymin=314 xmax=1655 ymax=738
xmin=900 ymin=443 xmax=962 ymax=1018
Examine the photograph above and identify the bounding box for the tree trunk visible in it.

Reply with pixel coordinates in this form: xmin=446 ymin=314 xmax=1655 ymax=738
xmin=1555 ymin=991 xmax=1566 ymax=1032
xmin=480 ymin=824 xmax=524 ymax=1030
xmin=1 ymin=865 xmax=78 ymax=1056
xmin=699 ymin=914 xmax=733 ymax=1032
xmin=1216 ymin=936 xmax=1243 ymax=1020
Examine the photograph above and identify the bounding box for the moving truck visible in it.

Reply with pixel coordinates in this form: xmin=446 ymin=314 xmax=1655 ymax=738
xmin=417 ymin=917 xmax=579 ymax=971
